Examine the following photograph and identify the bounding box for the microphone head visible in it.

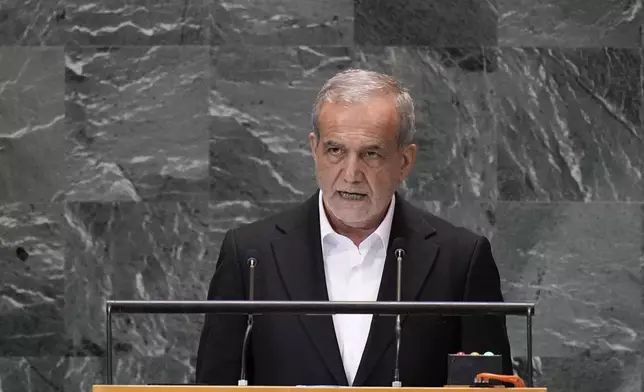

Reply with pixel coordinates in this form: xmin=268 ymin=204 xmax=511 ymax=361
xmin=392 ymin=237 xmax=405 ymax=258
xmin=245 ymin=248 xmax=259 ymax=267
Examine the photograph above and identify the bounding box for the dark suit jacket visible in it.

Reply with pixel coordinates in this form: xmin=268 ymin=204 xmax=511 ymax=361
xmin=195 ymin=191 xmax=512 ymax=386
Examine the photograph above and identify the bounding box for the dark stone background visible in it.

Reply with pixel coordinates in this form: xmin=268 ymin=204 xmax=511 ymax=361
xmin=1 ymin=0 xmax=642 ymax=391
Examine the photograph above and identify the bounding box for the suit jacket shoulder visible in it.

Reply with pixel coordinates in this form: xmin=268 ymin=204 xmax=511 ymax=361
xmin=398 ymin=200 xmax=496 ymax=295
xmin=220 ymin=195 xmax=317 ymax=264
xmin=230 ymin=200 xmax=310 ymax=242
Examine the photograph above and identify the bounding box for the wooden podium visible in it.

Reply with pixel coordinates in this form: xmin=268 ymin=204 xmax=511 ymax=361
xmin=93 ymin=386 xmax=547 ymax=392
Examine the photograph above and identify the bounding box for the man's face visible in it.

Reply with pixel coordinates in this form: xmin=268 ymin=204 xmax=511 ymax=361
xmin=309 ymin=95 xmax=417 ymax=229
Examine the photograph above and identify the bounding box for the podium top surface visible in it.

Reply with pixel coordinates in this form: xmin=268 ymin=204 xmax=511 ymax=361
xmin=93 ymin=386 xmax=547 ymax=392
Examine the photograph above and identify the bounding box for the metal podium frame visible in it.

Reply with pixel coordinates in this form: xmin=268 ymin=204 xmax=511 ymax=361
xmin=104 ymin=301 xmax=536 ymax=386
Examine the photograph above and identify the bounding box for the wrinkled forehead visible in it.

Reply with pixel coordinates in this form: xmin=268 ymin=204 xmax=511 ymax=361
xmin=317 ymin=96 xmax=400 ymax=139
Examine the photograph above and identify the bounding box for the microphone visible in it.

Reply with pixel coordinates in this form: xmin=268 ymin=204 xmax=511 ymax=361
xmin=391 ymin=237 xmax=405 ymax=387
xmin=238 ymin=249 xmax=259 ymax=386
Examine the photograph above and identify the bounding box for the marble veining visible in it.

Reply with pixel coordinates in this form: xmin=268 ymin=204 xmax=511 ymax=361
xmin=63 ymin=201 xmax=212 ymax=360
xmin=65 ymin=46 xmax=210 ymax=202
xmin=354 ymin=0 xmax=498 ymax=46
xmin=498 ymin=0 xmax=644 ymax=47
xmin=61 ymin=0 xmax=209 ymax=45
xmin=211 ymin=0 xmax=353 ymax=46
xmin=0 ymin=203 xmax=66 ymax=357
xmin=0 ymin=0 xmax=64 ymax=45
xmin=494 ymin=202 xmax=642 ymax=357
xmin=492 ymin=48 xmax=643 ymax=201
xmin=0 ymin=47 xmax=66 ymax=203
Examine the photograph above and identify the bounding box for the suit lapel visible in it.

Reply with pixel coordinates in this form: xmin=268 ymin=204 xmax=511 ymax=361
xmin=352 ymin=196 xmax=439 ymax=386
xmin=270 ymin=192 xmax=349 ymax=386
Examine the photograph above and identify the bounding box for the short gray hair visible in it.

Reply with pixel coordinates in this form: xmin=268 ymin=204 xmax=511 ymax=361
xmin=311 ymin=68 xmax=416 ymax=146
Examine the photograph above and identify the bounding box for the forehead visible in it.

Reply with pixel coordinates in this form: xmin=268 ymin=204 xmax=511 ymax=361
xmin=317 ymin=96 xmax=400 ymax=144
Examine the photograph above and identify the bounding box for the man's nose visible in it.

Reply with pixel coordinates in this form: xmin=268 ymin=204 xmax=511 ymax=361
xmin=342 ymin=154 xmax=364 ymax=183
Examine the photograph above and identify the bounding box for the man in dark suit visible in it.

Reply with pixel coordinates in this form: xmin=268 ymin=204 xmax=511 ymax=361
xmin=196 ymin=69 xmax=512 ymax=386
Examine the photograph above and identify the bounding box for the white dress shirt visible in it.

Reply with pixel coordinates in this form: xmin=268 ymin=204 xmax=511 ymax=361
xmin=318 ymin=191 xmax=396 ymax=385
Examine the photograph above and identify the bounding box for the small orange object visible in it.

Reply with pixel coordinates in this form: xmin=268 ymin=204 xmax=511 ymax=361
xmin=475 ymin=373 xmax=526 ymax=387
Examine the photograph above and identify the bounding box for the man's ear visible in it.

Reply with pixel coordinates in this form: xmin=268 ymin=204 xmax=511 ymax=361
xmin=400 ymin=143 xmax=417 ymax=179
xmin=309 ymin=132 xmax=318 ymax=161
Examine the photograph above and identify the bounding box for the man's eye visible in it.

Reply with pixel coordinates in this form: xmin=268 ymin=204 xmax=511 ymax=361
xmin=365 ymin=151 xmax=380 ymax=158
xmin=328 ymin=147 xmax=342 ymax=155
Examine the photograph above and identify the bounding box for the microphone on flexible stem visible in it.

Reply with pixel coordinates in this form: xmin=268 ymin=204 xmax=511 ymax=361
xmin=391 ymin=237 xmax=406 ymax=387
xmin=238 ymin=249 xmax=259 ymax=386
